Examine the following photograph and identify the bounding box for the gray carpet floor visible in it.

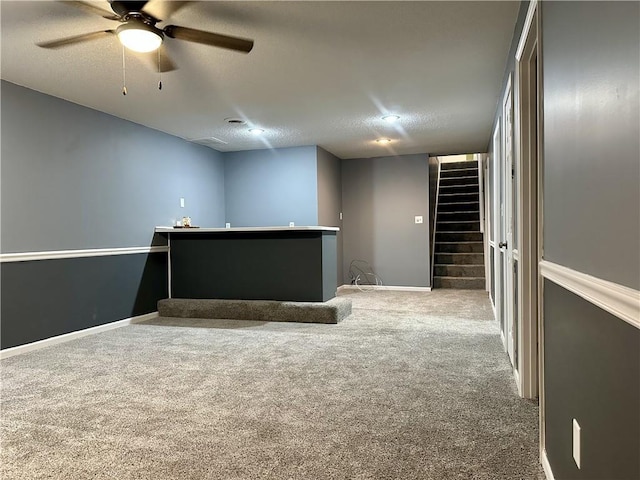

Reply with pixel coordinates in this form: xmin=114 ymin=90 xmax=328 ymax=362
xmin=1 ymin=290 xmax=544 ymax=479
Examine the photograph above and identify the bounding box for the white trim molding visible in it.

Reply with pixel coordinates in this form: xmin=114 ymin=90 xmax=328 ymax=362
xmin=337 ymin=285 xmax=431 ymax=293
xmin=0 ymin=312 xmax=159 ymax=359
xmin=540 ymin=260 xmax=640 ymax=329
xmin=516 ymin=0 xmax=539 ymax=61
xmin=0 ymin=246 xmax=169 ymax=263
xmin=541 ymin=449 xmax=556 ymax=480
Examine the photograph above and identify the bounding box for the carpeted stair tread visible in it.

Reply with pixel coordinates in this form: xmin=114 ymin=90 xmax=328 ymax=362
xmin=158 ymin=297 xmax=352 ymax=324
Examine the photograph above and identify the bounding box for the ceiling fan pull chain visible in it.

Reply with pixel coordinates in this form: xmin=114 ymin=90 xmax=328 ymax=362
xmin=158 ymin=49 xmax=162 ymax=91
xmin=121 ymin=45 xmax=127 ymax=96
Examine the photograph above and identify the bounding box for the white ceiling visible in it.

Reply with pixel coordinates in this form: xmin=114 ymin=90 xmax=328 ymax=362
xmin=0 ymin=1 xmax=519 ymax=159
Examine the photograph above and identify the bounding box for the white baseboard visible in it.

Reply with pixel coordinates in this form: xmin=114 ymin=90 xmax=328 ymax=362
xmin=0 ymin=311 xmax=158 ymax=359
xmin=337 ymin=285 xmax=431 ymax=292
xmin=514 ymin=367 xmax=522 ymax=397
xmin=541 ymin=449 xmax=556 ymax=480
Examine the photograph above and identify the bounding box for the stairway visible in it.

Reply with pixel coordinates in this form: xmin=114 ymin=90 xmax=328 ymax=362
xmin=433 ymin=160 xmax=485 ymax=289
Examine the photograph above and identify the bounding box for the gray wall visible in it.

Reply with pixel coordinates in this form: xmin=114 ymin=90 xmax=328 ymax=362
xmin=1 ymin=81 xmax=225 ymax=253
xmin=1 ymin=252 xmax=167 ymax=349
xmin=486 ymin=3 xmax=640 ymax=478
xmin=317 ymin=146 xmax=343 ymax=284
xmin=1 ymin=81 xmax=224 ymax=348
xmin=540 ymin=2 xmax=640 ymax=479
xmin=224 ymin=146 xmax=318 ymax=227
xmin=543 ymin=1 xmax=640 ymax=290
xmin=342 ymin=154 xmax=430 ymax=287
xmin=544 ymin=281 xmax=639 ymax=480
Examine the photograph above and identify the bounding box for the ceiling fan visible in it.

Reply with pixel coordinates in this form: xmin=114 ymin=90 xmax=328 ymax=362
xmin=37 ymin=1 xmax=254 ymax=71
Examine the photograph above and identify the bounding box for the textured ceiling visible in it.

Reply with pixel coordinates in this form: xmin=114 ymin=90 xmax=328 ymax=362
xmin=0 ymin=1 xmax=520 ymax=158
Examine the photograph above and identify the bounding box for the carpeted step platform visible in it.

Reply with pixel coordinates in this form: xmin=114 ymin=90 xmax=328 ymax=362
xmin=158 ymin=297 xmax=352 ymax=324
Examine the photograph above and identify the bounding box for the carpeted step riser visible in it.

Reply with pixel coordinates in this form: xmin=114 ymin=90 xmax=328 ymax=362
xmin=439 ymin=176 xmax=479 ymax=187
xmin=437 ymin=201 xmax=480 ymax=213
xmin=437 ymin=221 xmax=481 ymax=232
xmin=440 ymin=161 xmax=477 ymax=170
xmin=435 ymin=253 xmax=485 ymax=265
xmin=436 ymin=231 xmax=483 ymax=242
xmin=439 ymin=184 xmax=479 ymax=194
xmin=440 ymin=168 xmax=479 ymax=179
xmin=158 ymin=297 xmax=352 ymax=324
xmin=437 ymin=211 xmax=480 ymax=222
xmin=435 ymin=242 xmax=484 ymax=253
xmin=433 ymin=276 xmax=486 ymax=289
xmin=434 ymin=264 xmax=485 ymax=277
xmin=438 ymin=192 xmax=480 ymax=203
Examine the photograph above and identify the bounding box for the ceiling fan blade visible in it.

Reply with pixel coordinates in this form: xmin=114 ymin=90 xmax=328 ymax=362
xmin=37 ymin=30 xmax=115 ymax=49
xmin=59 ymin=1 xmax=120 ymax=20
xmin=163 ymin=25 xmax=253 ymax=53
xmin=140 ymin=46 xmax=178 ymax=73
xmin=142 ymin=0 xmax=191 ymax=22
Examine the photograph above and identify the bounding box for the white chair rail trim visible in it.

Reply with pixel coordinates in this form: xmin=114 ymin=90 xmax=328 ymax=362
xmin=540 ymin=260 xmax=640 ymax=330
xmin=0 ymin=246 xmax=169 ymax=263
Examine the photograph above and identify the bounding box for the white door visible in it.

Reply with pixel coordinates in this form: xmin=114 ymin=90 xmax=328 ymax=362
xmin=492 ymin=122 xmax=504 ymax=344
xmin=502 ymin=79 xmax=517 ymax=367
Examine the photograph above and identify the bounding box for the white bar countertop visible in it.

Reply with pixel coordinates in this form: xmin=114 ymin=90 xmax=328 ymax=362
xmin=155 ymin=226 xmax=339 ymax=233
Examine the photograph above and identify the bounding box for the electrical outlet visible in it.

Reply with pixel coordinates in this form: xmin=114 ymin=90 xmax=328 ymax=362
xmin=415 ymin=215 xmax=423 ymax=224
xmin=573 ymin=419 xmax=581 ymax=469
xmin=289 ymin=222 xmax=295 ymax=227
xmin=225 ymin=223 xmax=231 ymax=229
xmin=180 ymin=197 xmax=185 ymax=208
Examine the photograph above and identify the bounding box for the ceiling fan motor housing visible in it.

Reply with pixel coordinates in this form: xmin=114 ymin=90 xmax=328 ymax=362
xmin=109 ymin=1 xmax=155 ymax=20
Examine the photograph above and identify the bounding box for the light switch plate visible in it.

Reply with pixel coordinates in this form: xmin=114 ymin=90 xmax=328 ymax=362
xmin=180 ymin=197 xmax=185 ymax=208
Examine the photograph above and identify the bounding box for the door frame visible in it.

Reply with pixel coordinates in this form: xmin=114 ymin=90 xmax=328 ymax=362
xmin=514 ymin=0 xmax=542 ymax=403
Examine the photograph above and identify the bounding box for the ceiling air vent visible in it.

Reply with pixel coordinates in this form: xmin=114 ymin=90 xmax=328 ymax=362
xmin=190 ymin=136 xmax=229 ymax=149
xmin=225 ymin=118 xmax=246 ymax=125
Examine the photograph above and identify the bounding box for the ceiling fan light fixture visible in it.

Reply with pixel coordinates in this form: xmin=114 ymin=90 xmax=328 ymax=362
xmin=117 ymin=22 xmax=163 ymax=53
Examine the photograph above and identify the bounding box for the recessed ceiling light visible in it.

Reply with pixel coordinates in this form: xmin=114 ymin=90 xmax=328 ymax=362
xmin=376 ymin=138 xmax=392 ymax=144
xmin=382 ymin=114 xmax=400 ymax=123
xmin=248 ymin=128 xmax=265 ymax=135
